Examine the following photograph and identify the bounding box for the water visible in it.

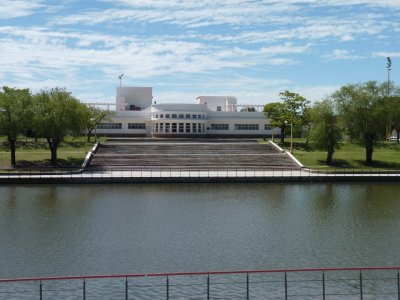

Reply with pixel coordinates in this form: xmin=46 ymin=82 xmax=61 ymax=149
xmin=1 ymin=182 xmax=400 ymax=280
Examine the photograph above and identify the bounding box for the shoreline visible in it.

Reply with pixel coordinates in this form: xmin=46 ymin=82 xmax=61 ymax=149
xmin=1 ymin=169 xmax=400 ymax=184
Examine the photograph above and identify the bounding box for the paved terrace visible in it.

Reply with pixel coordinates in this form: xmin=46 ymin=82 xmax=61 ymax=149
xmin=1 ymin=139 xmax=400 ymax=183
xmin=87 ymin=138 xmax=300 ymax=171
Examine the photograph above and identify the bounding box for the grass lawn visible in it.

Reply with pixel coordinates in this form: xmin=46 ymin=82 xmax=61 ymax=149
xmin=276 ymin=138 xmax=400 ymax=171
xmin=0 ymin=136 xmax=101 ymax=170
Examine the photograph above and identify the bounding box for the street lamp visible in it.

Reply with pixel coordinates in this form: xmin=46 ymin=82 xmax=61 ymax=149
xmin=285 ymin=120 xmax=293 ymax=154
xmin=386 ymin=57 xmax=392 ymax=95
xmin=118 ymin=74 xmax=124 ymax=87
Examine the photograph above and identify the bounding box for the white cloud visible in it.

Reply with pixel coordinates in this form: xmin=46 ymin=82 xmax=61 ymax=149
xmin=373 ymin=52 xmax=400 ymax=58
xmin=323 ymin=49 xmax=364 ymax=60
xmin=0 ymin=0 xmax=46 ymax=19
xmin=56 ymin=0 xmax=400 ymax=28
xmin=0 ymin=26 xmax=306 ymax=95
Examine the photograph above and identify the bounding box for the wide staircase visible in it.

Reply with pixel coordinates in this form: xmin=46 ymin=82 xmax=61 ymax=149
xmin=87 ymin=138 xmax=300 ymax=171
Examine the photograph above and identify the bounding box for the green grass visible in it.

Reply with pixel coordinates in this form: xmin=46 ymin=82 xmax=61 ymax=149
xmin=0 ymin=136 xmax=102 ymax=169
xmin=276 ymin=138 xmax=400 ymax=171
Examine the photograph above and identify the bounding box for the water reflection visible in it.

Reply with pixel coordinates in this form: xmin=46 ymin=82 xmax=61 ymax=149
xmin=1 ymin=183 xmax=400 ymax=279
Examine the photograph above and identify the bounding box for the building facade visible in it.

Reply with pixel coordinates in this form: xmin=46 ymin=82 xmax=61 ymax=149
xmin=96 ymin=87 xmax=279 ymax=138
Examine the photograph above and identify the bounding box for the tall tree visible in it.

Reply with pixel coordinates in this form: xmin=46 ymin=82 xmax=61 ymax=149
xmin=264 ymin=90 xmax=309 ymax=143
xmin=0 ymin=86 xmax=33 ymax=166
xmin=309 ymin=99 xmax=341 ymax=165
xmin=333 ymin=81 xmax=388 ymax=165
xmin=263 ymin=102 xmax=289 ymax=143
xmin=33 ymin=88 xmax=88 ymax=165
xmin=85 ymin=105 xmax=113 ymax=142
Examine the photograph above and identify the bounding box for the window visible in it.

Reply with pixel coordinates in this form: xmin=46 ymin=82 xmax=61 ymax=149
xmin=193 ymin=123 xmax=197 ymax=133
xmin=234 ymin=124 xmax=259 ymax=130
xmin=211 ymin=124 xmax=229 ymax=130
xmin=165 ymin=123 xmax=170 ymax=133
xmin=160 ymin=114 xmax=164 ymax=118
xmin=172 ymin=114 xmax=177 ymax=118
xmin=217 ymin=106 xmax=221 ymax=111
xmin=128 ymin=123 xmax=146 ymax=129
xmin=97 ymin=123 xmax=122 ymax=129
xmin=179 ymin=123 xmax=184 ymax=133
xmin=155 ymin=123 xmax=159 ymax=133
xmin=172 ymin=123 xmax=177 ymax=133
xmin=198 ymin=123 xmax=202 ymax=133
xmin=166 ymin=114 xmax=170 ymax=118
xmin=155 ymin=114 xmax=158 ymax=118
xmin=198 ymin=115 xmax=201 ymax=119
xmin=264 ymin=124 xmax=272 ymax=130
xmin=160 ymin=123 xmax=164 ymax=132
xmin=179 ymin=114 xmax=184 ymax=119
xmin=192 ymin=114 xmax=197 ymax=119
xmin=186 ymin=123 xmax=191 ymax=133
xmin=186 ymin=114 xmax=190 ymax=119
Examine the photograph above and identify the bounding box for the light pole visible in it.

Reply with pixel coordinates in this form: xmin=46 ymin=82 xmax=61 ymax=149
xmin=386 ymin=57 xmax=391 ymax=95
xmin=118 ymin=74 xmax=124 ymax=87
xmin=285 ymin=121 xmax=293 ymax=153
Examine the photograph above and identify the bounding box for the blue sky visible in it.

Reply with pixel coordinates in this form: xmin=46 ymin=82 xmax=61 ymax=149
xmin=0 ymin=0 xmax=399 ymax=105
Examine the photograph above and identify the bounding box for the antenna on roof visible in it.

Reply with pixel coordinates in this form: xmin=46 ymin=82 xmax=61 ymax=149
xmin=118 ymin=74 xmax=124 ymax=87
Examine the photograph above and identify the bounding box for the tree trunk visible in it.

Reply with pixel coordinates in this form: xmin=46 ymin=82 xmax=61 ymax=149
xmin=280 ymin=127 xmax=285 ymax=144
xmin=397 ymin=128 xmax=400 ymax=144
xmin=8 ymin=137 xmax=16 ymax=166
xmin=47 ymin=137 xmax=60 ymax=165
xmin=87 ymin=130 xmax=92 ymax=143
xmin=326 ymin=144 xmax=334 ymax=165
xmin=364 ymin=133 xmax=374 ymax=166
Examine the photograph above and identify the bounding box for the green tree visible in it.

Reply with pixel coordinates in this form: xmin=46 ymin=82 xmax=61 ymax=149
xmin=85 ymin=106 xmax=113 ymax=142
xmin=0 ymin=86 xmax=33 ymax=166
xmin=309 ymin=99 xmax=341 ymax=165
xmin=333 ymin=81 xmax=388 ymax=165
xmin=381 ymin=82 xmax=400 ymax=143
xmin=33 ymin=88 xmax=88 ymax=165
xmin=263 ymin=90 xmax=309 ymax=143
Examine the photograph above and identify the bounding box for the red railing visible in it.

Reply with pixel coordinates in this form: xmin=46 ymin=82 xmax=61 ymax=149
xmin=1 ymin=266 xmax=400 ymax=299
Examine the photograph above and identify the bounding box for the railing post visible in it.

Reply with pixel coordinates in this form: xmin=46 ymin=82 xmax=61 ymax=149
xmin=207 ymin=275 xmax=210 ymax=300
xmin=246 ymin=273 xmax=249 ymax=300
xmin=360 ymin=270 xmax=363 ymax=300
xmin=39 ymin=280 xmax=43 ymax=300
xmin=322 ymin=271 xmax=325 ymax=300
xmin=284 ymin=272 xmax=288 ymax=300
xmin=166 ymin=276 xmax=169 ymax=300
xmin=397 ymin=270 xmax=399 ymax=300
xmin=83 ymin=278 xmax=86 ymax=300
xmin=125 ymin=276 xmax=128 ymax=300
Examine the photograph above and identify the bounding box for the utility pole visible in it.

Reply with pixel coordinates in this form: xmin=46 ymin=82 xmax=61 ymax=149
xmin=386 ymin=57 xmax=392 ymax=95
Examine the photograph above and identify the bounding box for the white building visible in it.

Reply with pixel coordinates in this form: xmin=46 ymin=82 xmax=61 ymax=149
xmin=96 ymin=87 xmax=278 ymax=138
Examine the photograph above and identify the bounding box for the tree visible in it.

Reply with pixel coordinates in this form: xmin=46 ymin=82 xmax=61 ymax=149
xmin=263 ymin=102 xmax=289 ymax=143
xmin=264 ymin=90 xmax=310 ymax=143
xmin=85 ymin=106 xmax=113 ymax=142
xmin=309 ymin=99 xmax=341 ymax=165
xmin=333 ymin=81 xmax=388 ymax=165
xmin=33 ymin=88 xmax=88 ymax=165
xmin=0 ymin=86 xmax=33 ymax=166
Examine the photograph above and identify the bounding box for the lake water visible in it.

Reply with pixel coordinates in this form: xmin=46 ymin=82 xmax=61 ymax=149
xmin=1 ymin=182 xmax=400 ymax=279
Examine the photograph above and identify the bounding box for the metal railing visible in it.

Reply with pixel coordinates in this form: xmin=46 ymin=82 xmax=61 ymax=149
xmin=1 ymin=267 xmax=400 ymax=299
xmin=1 ymin=167 xmax=400 ymax=179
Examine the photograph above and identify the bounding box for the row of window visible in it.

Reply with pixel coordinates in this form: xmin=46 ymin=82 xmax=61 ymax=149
xmin=210 ymin=124 xmax=271 ymax=131
xmin=153 ymin=114 xmax=206 ymax=120
xmin=97 ymin=123 xmax=146 ymax=130
xmin=97 ymin=123 xmax=272 ymax=131
xmin=154 ymin=122 xmax=205 ymax=133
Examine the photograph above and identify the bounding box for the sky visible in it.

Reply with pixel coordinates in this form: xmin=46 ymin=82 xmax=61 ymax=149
xmin=0 ymin=0 xmax=399 ymax=105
